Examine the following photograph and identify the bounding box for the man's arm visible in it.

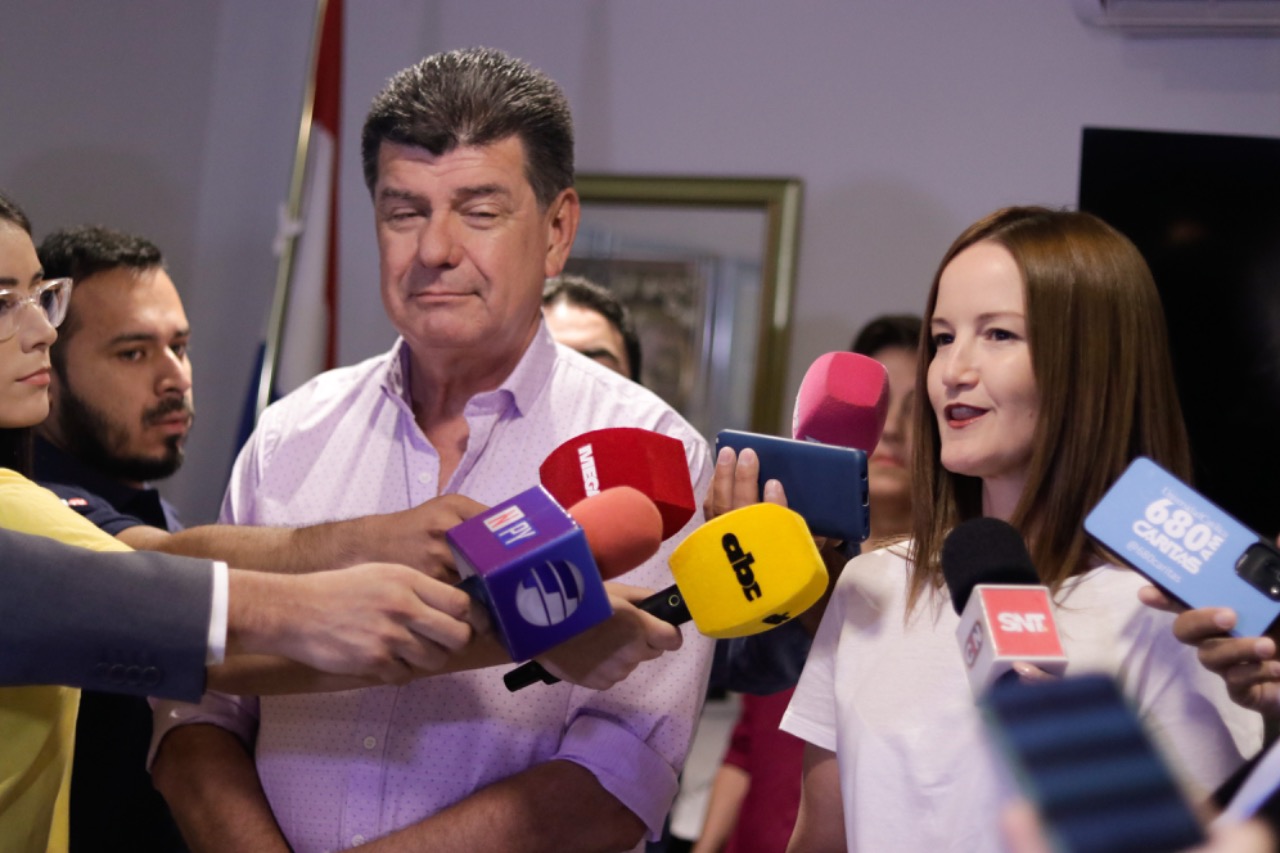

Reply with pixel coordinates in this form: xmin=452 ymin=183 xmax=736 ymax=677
xmin=118 ymin=493 xmax=486 ymax=578
xmin=152 ymin=724 xmax=290 ymax=853
xmin=352 ymin=760 xmax=646 ymax=853
xmin=0 ymin=524 xmax=489 ymax=698
xmin=208 ymin=581 xmax=682 ymax=695
xmin=156 ymin=589 xmax=685 ymax=853
xmin=224 ymin=561 xmax=479 ymax=682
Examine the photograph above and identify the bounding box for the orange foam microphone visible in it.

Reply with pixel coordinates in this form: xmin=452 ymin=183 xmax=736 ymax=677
xmin=568 ymin=485 xmax=664 ymax=580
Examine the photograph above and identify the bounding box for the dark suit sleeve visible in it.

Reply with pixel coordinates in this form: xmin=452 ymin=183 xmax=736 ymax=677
xmin=0 ymin=527 xmax=212 ymax=701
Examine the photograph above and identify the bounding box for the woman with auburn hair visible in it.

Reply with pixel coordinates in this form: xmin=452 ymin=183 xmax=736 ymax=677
xmin=903 ymin=206 xmax=1192 ymax=603
xmin=700 ymin=206 xmax=1261 ymax=851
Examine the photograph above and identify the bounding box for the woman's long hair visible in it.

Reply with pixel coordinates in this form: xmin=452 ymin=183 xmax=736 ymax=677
xmin=906 ymin=206 xmax=1191 ymax=610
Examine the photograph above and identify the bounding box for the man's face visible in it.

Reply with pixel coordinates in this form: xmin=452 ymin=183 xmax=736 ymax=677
xmin=543 ymin=301 xmax=631 ymax=379
xmin=46 ymin=266 xmax=194 ymax=486
xmin=374 ymin=137 xmax=579 ymax=367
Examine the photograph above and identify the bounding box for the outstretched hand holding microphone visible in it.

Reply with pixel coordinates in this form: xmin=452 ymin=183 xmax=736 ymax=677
xmin=702 ymin=351 xmax=892 ymax=638
xmin=444 ymin=483 xmax=688 ymax=691
xmin=505 ymin=428 xmax=831 ymax=691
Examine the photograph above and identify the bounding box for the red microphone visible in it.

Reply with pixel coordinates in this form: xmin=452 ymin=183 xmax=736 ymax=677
xmin=792 ymin=351 xmax=890 ymax=449
xmin=539 ymin=427 xmax=696 ymax=541
xmin=943 ymin=518 xmax=1068 ymax=696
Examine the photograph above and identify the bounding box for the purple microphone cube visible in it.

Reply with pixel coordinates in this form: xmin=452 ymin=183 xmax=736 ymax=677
xmin=447 ymin=485 xmax=610 ymax=661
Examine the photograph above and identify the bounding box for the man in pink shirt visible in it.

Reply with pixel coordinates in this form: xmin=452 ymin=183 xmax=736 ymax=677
xmin=151 ymin=48 xmax=714 ymax=852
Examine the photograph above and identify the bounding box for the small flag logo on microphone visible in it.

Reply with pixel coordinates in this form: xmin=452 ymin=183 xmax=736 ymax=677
xmin=485 ymin=505 xmax=526 ymax=533
xmin=515 ymin=559 xmax=587 ymax=627
xmin=485 ymin=505 xmax=539 ymax=548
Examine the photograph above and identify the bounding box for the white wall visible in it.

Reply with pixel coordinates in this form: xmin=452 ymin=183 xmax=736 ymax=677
xmin=2 ymin=1 xmax=1277 ymax=521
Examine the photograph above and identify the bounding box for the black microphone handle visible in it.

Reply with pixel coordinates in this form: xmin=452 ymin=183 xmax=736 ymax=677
xmin=503 ymin=585 xmax=692 ymax=692
xmin=636 ymin=585 xmax=693 ymax=624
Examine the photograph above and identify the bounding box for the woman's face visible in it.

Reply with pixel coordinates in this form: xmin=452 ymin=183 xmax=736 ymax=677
xmin=866 ymin=344 xmax=917 ymax=504
xmin=927 ymin=240 xmax=1039 ymax=512
xmin=0 ymin=223 xmax=58 ymax=429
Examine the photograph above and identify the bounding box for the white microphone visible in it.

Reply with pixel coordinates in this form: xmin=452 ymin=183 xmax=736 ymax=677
xmin=942 ymin=518 xmax=1068 ymax=696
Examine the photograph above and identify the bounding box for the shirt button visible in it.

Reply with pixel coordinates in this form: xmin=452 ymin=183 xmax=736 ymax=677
xmin=417 ymin=472 xmax=431 ymax=484
xmin=363 ymin=736 xmax=377 ymax=750
xmin=351 ymin=835 xmax=366 ymax=845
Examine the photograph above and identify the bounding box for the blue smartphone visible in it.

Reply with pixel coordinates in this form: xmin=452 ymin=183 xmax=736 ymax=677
xmin=982 ymin=675 xmax=1205 ymax=853
xmin=1085 ymin=456 xmax=1280 ymax=637
xmin=715 ymin=429 xmax=869 ymax=543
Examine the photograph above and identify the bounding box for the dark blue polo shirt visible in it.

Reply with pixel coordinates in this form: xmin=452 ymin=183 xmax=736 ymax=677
xmin=35 ymin=438 xmax=181 ymax=535
xmin=34 ymin=437 xmax=189 ymax=853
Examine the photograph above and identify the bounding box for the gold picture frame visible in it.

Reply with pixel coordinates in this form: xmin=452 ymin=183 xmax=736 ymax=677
xmin=567 ymin=174 xmax=803 ymax=438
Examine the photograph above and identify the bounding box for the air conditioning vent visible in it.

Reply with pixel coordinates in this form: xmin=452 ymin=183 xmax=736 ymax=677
xmin=1071 ymin=0 xmax=1280 ymax=33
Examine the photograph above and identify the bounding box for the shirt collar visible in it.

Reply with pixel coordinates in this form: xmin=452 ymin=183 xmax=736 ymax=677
xmin=33 ymin=436 xmax=158 ymax=507
xmin=379 ymin=322 xmax=558 ymax=419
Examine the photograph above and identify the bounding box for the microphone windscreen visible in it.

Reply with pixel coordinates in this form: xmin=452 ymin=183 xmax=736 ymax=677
xmin=669 ymin=502 xmax=828 ymax=638
xmin=539 ymin=427 xmax=696 ymax=540
xmin=941 ymin=517 xmax=1040 ymax=615
xmin=566 ymin=486 xmax=663 ymax=580
xmin=792 ymin=352 xmax=890 ymax=451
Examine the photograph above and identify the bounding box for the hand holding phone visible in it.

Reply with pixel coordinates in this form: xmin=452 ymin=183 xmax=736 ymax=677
xmin=1085 ymin=457 xmax=1280 ymax=637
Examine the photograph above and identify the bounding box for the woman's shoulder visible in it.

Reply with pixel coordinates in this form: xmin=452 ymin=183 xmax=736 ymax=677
xmin=0 ymin=468 xmax=129 ymax=553
xmin=834 ymin=541 xmax=917 ymax=609
xmin=842 ymin=541 xmax=912 ymax=579
xmin=1057 ymin=561 xmax=1152 ymax=610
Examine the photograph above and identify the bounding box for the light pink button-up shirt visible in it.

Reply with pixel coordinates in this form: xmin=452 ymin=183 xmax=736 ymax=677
xmin=154 ymin=325 xmax=714 ymax=852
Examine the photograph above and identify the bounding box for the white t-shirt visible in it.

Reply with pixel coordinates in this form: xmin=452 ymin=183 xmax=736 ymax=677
xmin=781 ymin=545 xmax=1262 ymax=852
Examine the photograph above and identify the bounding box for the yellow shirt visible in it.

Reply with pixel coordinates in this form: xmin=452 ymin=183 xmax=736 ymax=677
xmin=0 ymin=469 xmax=130 ymax=853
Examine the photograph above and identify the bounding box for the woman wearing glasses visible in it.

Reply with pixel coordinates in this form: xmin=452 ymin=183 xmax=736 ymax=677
xmin=0 ymin=190 xmax=130 ymax=853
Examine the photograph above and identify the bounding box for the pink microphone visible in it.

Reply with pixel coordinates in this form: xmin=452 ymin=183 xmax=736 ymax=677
xmin=792 ymin=351 xmax=890 ymax=451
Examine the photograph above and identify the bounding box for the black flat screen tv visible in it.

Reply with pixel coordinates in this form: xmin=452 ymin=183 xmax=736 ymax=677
xmin=1079 ymin=126 xmax=1280 ymax=538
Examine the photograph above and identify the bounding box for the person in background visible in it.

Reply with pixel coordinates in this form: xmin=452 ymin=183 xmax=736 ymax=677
xmin=35 ymin=224 xmax=195 ymax=851
xmin=851 ymin=314 xmax=921 ymax=544
xmin=543 ymin=273 xmax=642 ymax=382
xmin=691 ymin=314 xmax=922 ymax=853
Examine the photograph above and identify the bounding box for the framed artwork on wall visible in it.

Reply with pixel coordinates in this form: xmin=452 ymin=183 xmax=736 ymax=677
xmin=567 ymin=174 xmax=803 ymax=439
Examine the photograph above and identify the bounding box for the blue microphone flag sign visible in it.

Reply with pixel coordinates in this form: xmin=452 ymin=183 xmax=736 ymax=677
xmin=1086 ymin=457 xmax=1280 ymax=637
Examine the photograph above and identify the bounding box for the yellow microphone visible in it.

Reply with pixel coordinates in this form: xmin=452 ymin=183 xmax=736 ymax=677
xmin=504 ymin=502 xmax=828 ymax=690
xmin=659 ymin=502 xmax=828 ymax=638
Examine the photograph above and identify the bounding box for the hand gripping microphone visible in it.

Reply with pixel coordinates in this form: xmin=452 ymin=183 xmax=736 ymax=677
xmin=716 ymin=352 xmax=889 ymax=543
xmin=943 ymin=517 xmax=1068 ymax=696
xmin=505 ymin=502 xmax=828 ymax=691
xmin=448 ymin=485 xmax=663 ymax=662
xmin=539 ymin=427 xmax=697 ymax=541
